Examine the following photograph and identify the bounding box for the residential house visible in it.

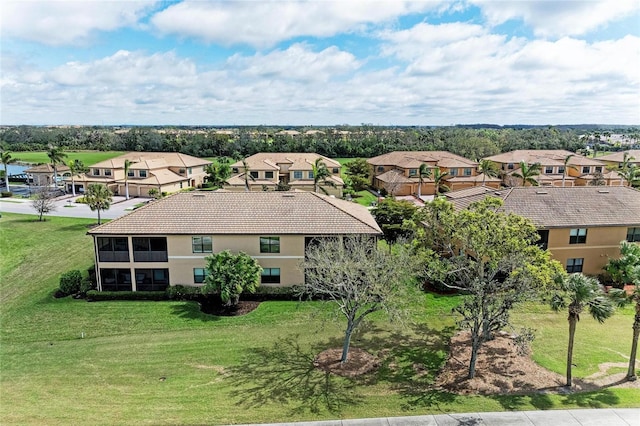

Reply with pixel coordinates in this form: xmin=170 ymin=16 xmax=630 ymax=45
xmin=446 ymin=186 xmax=640 ymax=275
xmin=226 ymin=153 xmax=344 ymax=197
xmin=24 ymin=163 xmax=70 ymax=187
xmin=483 ymin=150 xmax=623 ymax=187
xmin=367 ymin=151 xmax=501 ymax=197
xmin=66 ymin=152 xmax=211 ymax=197
xmin=597 ymin=150 xmax=640 ymax=169
xmin=87 ymin=190 xmax=381 ymax=291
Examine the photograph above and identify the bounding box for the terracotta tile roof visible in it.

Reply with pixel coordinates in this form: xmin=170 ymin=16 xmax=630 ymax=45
xmin=90 ymin=152 xmax=210 ymax=169
xmin=88 ymin=190 xmax=382 ymax=235
xmin=231 ymin=153 xmax=341 ymax=170
xmin=597 ymin=150 xmax=640 ymax=164
xmin=445 ymin=186 xmax=497 ymax=199
xmin=448 ymin=186 xmax=640 ymax=228
xmin=24 ymin=164 xmax=70 ymax=173
xmin=368 ymin=151 xmax=477 ymax=167
xmin=484 ymin=150 xmax=606 ymax=168
xmin=375 ymin=169 xmax=414 ymax=183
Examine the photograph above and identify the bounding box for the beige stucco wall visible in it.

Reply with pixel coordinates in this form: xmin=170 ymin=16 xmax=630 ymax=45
xmin=546 ymin=226 xmax=631 ymax=275
xmin=94 ymin=233 xmax=316 ymax=290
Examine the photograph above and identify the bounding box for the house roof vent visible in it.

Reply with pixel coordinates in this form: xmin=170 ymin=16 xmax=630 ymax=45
xmin=536 ymin=190 xmax=548 ymax=195
xmin=598 ymin=189 xmax=610 ymax=193
xmin=282 ymin=194 xmax=295 ymax=197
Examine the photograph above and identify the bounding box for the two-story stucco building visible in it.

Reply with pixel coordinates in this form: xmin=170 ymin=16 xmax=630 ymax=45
xmin=447 ymin=186 xmax=640 ymax=275
xmin=87 ymin=190 xmax=381 ymax=291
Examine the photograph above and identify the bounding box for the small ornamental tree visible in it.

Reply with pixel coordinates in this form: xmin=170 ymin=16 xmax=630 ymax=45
xmin=300 ymin=235 xmax=417 ymax=364
xmin=344 ymin=158 xmax=370 ymax=191
xmin=372 ymin=198 xmax=417 ymax=243
xmin=31 ymin=187 xmax=57 ymax=221
xmin=202 ymin=250 xmax=261 ymax=307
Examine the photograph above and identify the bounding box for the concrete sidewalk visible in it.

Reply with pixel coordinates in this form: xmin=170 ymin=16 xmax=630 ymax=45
xmin=242 ymin=408 xmax=639 ymax=426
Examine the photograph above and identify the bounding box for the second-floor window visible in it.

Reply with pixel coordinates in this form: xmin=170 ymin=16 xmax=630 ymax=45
xmin=569 ymin=228 xmax=587 ymax=244
xmin=464 ymin=168 xmax=472 ymax=176
xmin=409 ymin=169 xmax=417 ymax=176
xmin=377 ymin=166 xmax=384 ymax=173
xmin=192 ymin=236 xmax=212 ymax=253
xmin=595 ymin=166 xmax=603 ymax=173
xmin=104 ymin=169 xmax=112 ymax=176
xmin=97 ymin=237 xmax=129 ymax=262
xmin=260 ymin=236 xmax=280 ymax=253
xmin=92 ymin=169 xmax=100 ymax=176
xmin=582 ymin=166 xmax=590 ymax=174
xmin=127 ymin=170 xmax=135 ymax=177
xmin=308 ymin=171 xmax=314 ymax=179
xmin=449 ymin=168 xmax=458 ymax=176
xmin=545 ymin=166 xmax=553 ymax=174
xmin=139 ymin=170 xmax=147 ymax=178
xmin=537 ymin=230 xmax=549 ymax=250
xmin=293 ymin=171 xmax=302 ymax=179
xmin=265 ymin=171 xmax=274 ymax=179
xmin=250 ymin=171 xmax=259 ymax=179
xmin=627 ymin=227 xmax=640 ymax=242
xmin=133 ymin=237 xmax=168 ymax=262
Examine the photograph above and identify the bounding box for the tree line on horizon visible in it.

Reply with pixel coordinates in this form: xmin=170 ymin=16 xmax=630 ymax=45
xmin=1 ymin=125 xmax=638 ymax=161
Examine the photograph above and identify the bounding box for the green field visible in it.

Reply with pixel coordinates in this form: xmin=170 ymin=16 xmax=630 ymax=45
xmin=12 ymin=151 xmax=125 ymax=166
xmin=1 ymin=213 xmax=638 ymax=425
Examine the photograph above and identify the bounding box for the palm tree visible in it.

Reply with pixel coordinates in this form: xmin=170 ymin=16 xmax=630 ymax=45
xmin=550 ymin=274 xmax=615 ymax=387
xmin=242 ymin=159 xmax=255 ymax=192
xmin=416 ymin=163 xmax=431 ymax=198
xmin=311 ymin=158 xmax=336 ymax=194
xmin=432 ymin=168 xmax=450 ymax=196
xmin=512 ymin=161 xmax=541 ymax=187
xmin=477 ymin=159 xmax=498 ymax=187
xmin=47 ymin=144 xmax=67 ymax=188
xmin=618 ymin=153 xmax=638 ymax=187
xmin=123 ymin=159 xmax=132 ymax=200
xmin=1 ymin=150 xmax=17 ymax=192
xmin=85 ymin=184 xmax=113 ymax=225
xmin=561 ymin=154 xmax=578 ymax=187
xmin=66 ymin=159 xmax=88 ymax=196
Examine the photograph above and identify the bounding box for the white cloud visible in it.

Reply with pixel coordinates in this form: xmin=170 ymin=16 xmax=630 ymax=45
xmin=472 ymin=0 xmax=640 ymax=38
xmin=150 ymin=0 xmax=441 ymax=48
xmin=1 ymin=1 xmax=156 ymax=46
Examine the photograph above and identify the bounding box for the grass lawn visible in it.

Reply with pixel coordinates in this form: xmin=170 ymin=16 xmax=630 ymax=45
xmin=12 ymin=150 xmax=125 ymax=166
xmin=1 ymin=213 xmax=638 ymax=425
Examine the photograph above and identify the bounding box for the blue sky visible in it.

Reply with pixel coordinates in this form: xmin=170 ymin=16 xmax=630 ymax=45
xmin=1 ymin=0 xmax=639 ymax=126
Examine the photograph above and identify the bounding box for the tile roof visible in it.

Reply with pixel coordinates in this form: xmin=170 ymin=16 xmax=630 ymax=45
xmin=90 ymin=152 xmax=211 ymax=169
xmin=484 ymin=150 xmax=606 ymax=168
xmin=231 ymin=153 xmax=341 ymax=170
xmin=24 ymin=164 xmax=70 ymax=173
xmin=368 ymin=151 xmax=477 ymax=167
xmin=447 ymin=186 xmax=640 ymax=228
xmin=88 ymin=190 xmax=382 ymax=235
xmin=597 ymin=150 xmax=640 ymax=164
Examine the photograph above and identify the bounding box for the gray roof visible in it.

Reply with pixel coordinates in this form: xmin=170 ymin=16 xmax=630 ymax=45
xmin=88 ymin=190 xmax=382 ymax=235
xmin=448 ymin=186 xmax=640 ymax=228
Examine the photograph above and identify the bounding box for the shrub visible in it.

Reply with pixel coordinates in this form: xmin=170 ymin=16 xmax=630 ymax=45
xmin=166 ymin=285 xmax=202 ymax=300
xmin=59 ymin=270 xmax=83 ymax=296
xmin=75 ymin=196 xmax=87 ymax=204
xmin=1 ymin=191 xmax=12 ymax=198
xmin=86 ymin=291 xmax=169 ymax=301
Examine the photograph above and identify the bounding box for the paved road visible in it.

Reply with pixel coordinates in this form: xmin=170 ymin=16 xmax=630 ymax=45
xmin=0 ymin=193 xmax=148 ymax=220
xmin=243 ymin=409 xmax=639 ymax=426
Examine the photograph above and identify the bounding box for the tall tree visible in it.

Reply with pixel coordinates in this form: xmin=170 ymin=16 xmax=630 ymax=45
xmin=300 ymin=235 xmax=417 ymax=364
xmin=312 ymin=158 xmax=335 ymax=194
xmin=550 ymin=274 xmax=615 ymax=387
xmin=202 ymin=250 xmax=261 ymax=308
xmin=416 ymin=163 xmax=431 ymax=198
xmin=512 ymin=161 xmax=541 ymax=186
xmin=241 ymin=159 xmax=255 ymax=192
xmin=432 ymin=168 xmax=450 ymax=196
xmin=66 ymin=159 xmax=88 ymax=197
xmin=477 ymin=159 xmax=498 ymax=186
xmin=204 ymin=157 xmax=232 ymax=189
xmin=123 ymin=159 xmax=132 ymax=200
xmin=372 ymin=198 xmax=418 ymax=243
xmin=417 ymin=197 xmax=565 ymax=379
xmin=617 ymin=153 xmax=639 ymax=187
xmin=607 ymin=241 xmax=640 ymax=381
xmin=85 ymin=184 xmax=112 ymax=225
xmin=344 ymin=158 xmax=370 ymax=191
xmin=31 ymin=187 xmax=57 ymax=221
xmin=1 ymin=150 xmax=16 ymax=192
xmin=47 ymin=144 xmax=67 ymax=188
xmin=561 ymin=154 xmax=578 ymax=187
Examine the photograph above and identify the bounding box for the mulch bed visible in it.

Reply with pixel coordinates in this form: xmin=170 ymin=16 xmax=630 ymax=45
xmin=313 ymin=347 xmax=380 ymax=378
xmin=200 ymin=300 xmax=261 ymax=316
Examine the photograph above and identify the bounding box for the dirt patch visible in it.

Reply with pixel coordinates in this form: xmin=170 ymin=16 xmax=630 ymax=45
xmin=314 ymin=347 xmax=380 ymax=378
xmin=200 ymin=300 xmax=261 ymax=316
xmin=435 ymin=331 xmax=640 ymax=395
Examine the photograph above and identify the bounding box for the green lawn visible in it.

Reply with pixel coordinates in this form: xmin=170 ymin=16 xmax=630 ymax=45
xmin=12 ymin=150 xmax=125 ymax=166
xmin=1 ymin=213 xmax=638 ymax=425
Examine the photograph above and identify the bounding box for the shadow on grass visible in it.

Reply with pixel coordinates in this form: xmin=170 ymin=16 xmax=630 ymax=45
xmin=170 ymin=301 xmax=221 ymax=322
xmin=561 ymin=389 xmax=620 ymax=408
xmin=228 ymin=335 xmax=362 ymax=416
xmin=491 ymin=393 xmax=555 ymax=411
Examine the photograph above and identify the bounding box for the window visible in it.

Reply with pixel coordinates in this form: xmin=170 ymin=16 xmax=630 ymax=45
xmin=135 ymin=268 xmax=169 ymax=291
xmin=180 ymin=182 xmax=183 ymax=189
xmin=332 ymin=168 xmax=339 ymax=174
xmin=188 ymin=167 xmax=192 ymax=174
xmin=193 ymin=268 xmax=206 ymax=284
xmin=127 ymin=170 xmax=135 ymax=177
xmin=582 ymin=166 xmax=590 ymax=174
xmin=260 ymin=236 xmax=280 ymax=253
xmin=449 ymin=168 xmax=458 ymax=176
xmin=537 ymin=230 xmax=549 ymax=250
xmin=409 ymin=169 xmax=417 ymax=176
xmin=178 ymin=168 xmax=186 ymax=175
xmin=569 ymin=228 xmax=587 ymax=244
xmin=139 ymin=170 xmax=147 ymax=178
xmin=250 ymin=171 xmax=259 ymax=179
xmin=97 ymin=237 xmax=129 ymax=262
xmin=507 ymin=163 xmax=514 ymax=170
xmin=265 ymin=171 xmax=274 ymax=179
xmin=308 ymin=171 xmax=314 ymax=179
xmin=100 ymin=268 xmax=132 ymax=291
xmin=293 ymin=171 xmax=303 ymax=179
xmin=232 ymin=168 xmax=239 ymax=174
xmin=595 ymin=166 xmax=603 ymax=173
xmin=133 ymin=237 xmax=168 ymax=262
xmin=92 ymin=168 xmax=100 ymax=176
xmin=192 ymin=236 xmax=212 ymax=253
xmin=545 ymin=166 xmax=554 ymax=174
xmin=104 ymin=169 xmax=112 ymax=176
xmin=566 ymin=258 xmax=584 ymax=273
xmin=558 ymin=166 xmax=565 ymax=174
xmin=627 ymin=227 xmax=640 ymax=242
xmin=464 ymin=168 xmax=472 ymax=176
xmin=261 ymin=268 xmax=281 ymax=284
xmin=377 ymin=166 xmax=384 ymax=173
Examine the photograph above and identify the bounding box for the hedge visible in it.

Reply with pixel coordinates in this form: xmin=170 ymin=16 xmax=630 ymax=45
xmin=86 ymin=290 xmax=169 ymax=301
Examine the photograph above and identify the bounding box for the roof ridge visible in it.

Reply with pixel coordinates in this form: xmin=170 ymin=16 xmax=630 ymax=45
xmin=308 ymin=192 xmax=381 ymax=233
